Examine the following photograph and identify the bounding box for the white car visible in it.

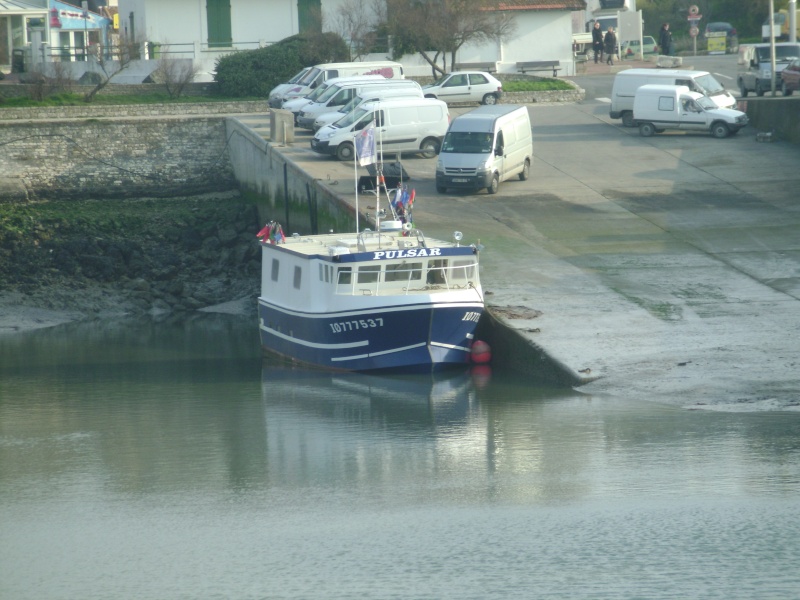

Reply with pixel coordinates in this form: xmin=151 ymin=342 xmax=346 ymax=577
xmin=422 ymin=71 xmax=503 ymax=105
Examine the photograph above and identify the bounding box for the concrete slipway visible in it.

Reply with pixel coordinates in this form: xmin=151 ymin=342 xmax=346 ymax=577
xmin=234 ymin=100 xmax=800 ymax=412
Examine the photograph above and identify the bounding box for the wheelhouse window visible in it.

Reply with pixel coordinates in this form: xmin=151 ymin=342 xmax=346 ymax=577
xmin=385 ymin=262 xmax=422 ymax=282
xmin=271 ymin=258 xmax=280 ymax=282
xmin=357 ymin=265 xmax=381 ymax=284
xmin=337 ymin=267 xmax=352 ymax=285
xmin=293 ymin=266 xmax=302 ymax=289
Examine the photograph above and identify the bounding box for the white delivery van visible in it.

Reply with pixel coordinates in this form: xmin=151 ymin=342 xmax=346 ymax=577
xmin=435 ymin=105 xmax=532 ymax=195
xmin=277 ymin=61 xmax=404 ymax=106
xmin=297 ymin=79 xmax=423 ymax=130
xmin=282 ymin=75 xmax=387 ymax=122
xmin=610 ymin=68 xmax=737 ymax=127
xmin=311 ymin=98 xmax=450 ymax=162
xmin=633 ymin=85 xmax=748 ymax=139
xmin=267 ymin=67 xmax=311 ymax=108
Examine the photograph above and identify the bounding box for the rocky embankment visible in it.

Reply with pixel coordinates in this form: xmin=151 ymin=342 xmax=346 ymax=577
xmin=0 ymin=192 xmax=262 ymax=331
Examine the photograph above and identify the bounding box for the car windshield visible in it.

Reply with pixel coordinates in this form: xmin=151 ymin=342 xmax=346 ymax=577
xmin=696 ymin=96 xmax=717 ymax=110
xmin=757 ymin=45 xmax=800 ymax=61
xmin=288 ymin=68 xmax=310 ymax=84
xmin=316 ymin=84 xmax=344 ymax=103
xmin=333 ymin=105 xmax=372 ymax=129
xmin=694 ymin=74 xmax=725 ymax=94
xmin=297 ymin=68 xmax=320 ymax=86
xmin=441 ymin=131 xmax=493 ymax=154
xmin=340 ymin=96 xmax=362 ymax=113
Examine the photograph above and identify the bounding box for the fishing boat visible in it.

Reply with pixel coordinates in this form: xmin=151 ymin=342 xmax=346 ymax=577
xmin=256 ymin=192 xmax=484 ymax=372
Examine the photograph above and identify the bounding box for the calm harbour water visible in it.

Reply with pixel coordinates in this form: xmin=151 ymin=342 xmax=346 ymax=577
xmin=1 ymin=314 xmax=799 ymax=599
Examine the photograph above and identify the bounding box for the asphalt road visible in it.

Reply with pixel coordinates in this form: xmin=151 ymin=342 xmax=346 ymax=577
xmin=237 ymin=85 xmax=800 ymax=411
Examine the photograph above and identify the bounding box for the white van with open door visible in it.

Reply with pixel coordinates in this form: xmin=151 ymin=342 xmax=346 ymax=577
xmin=435 ymin=105 xmax=532 ymax=195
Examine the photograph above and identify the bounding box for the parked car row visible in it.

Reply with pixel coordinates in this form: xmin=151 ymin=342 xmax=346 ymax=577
xmin=267 ymin=63 xmax=532 ymax=195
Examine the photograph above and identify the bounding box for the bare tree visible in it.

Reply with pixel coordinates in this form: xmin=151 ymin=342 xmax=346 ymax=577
xmin=386 ymin=0 xmax=516 ymax=76
xmin=150 ymin=58 xmax=200 ymax=99
xmin=83 ymin=34 xmax=142 ymax=102
xmin=326 ymin=0 xmax=387 ymax=60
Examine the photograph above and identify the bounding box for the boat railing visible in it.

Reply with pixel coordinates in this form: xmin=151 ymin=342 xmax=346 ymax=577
xmin=335 ymin=261 xmax=479 ymax=297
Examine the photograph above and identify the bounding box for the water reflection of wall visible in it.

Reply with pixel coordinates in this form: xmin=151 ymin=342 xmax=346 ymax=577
xmin=0 ymin=315 xmax=267 ymax=496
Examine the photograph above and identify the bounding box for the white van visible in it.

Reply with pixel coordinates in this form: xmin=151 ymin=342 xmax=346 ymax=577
xmin=610 ymin=68 xmax=737 ymax=127
xmin=633 ymin=85 xmax=748 ymax=139
xmin=282 ymin=75 xmax=387 ymax=122
xmin=435 ymin=105 xmax=532 ymax=195
xmin=267 ymin=67 xmax=311 ymax=108
xmin=313 ymin=86 xmax=426 ymax=132
xmin=275 ymin=61 xmax=404 ymax=106
xmin=311 ymin=98 xmax=450 ymax=162
xmin=297 ymin=79 xmax=423 ymax=130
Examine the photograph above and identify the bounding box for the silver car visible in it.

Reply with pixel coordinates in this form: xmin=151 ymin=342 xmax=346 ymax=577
xmin=422 ymin=71 xmax=503 ymax=105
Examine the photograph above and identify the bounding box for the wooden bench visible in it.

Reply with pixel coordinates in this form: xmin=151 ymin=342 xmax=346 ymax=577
xmin=516 ymin=60 xmax=561 ymax=77
xmin=453 ymin=62 xmax=497 ymax=73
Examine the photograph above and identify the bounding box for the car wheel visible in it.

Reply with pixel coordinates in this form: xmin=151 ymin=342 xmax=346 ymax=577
xmin=518 ymin=158 xmax=530 ymax=181
xmin=622 ymin=112 xmax=636 ymax=127
xmin=638 ymin=122 xmax=655 ymax=137
xmin=756 ymin=82 xmax=765 ymax=97
xmin=482 ymin=93 xmax=498 ymax=105
xmin=711 ymin=122 xmax=730 ymax=139
xmin=336 ymin=142 xmax=355 ymax=162
xmin=436 ymin=185 xmax=447 ymax=193
xmin=420 ymin=137 xmax=439 ymax=159
xmin=782 ymin=81 xmax=793 ymax=96
xmin=487 ymin=174 xmax=499 ymax=195
xmin=738 ymin=80 xmax=748 ymax=98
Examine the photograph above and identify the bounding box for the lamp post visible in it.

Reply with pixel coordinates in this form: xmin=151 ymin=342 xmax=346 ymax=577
xmin=82 ymin=1 xmax=88 ymax=62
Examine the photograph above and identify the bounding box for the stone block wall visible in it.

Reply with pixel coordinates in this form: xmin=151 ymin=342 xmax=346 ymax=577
xmin=0 ymin=116 xmax=236 ymax=201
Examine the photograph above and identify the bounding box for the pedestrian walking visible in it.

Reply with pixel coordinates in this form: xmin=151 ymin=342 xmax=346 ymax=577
xmin=592 ymin=21 xmax=604 ymax=64
xmin=604 ymin=27 xmax=617 ymax=65
xmin=659 ymin=23 xmax=673 ymax=56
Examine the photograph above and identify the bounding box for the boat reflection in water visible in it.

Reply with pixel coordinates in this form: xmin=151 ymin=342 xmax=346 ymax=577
xmin=260 ymin=361 xmax=483 ymax=431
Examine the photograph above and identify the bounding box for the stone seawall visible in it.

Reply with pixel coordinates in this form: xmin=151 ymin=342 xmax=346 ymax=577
xmin=0 ymin=115 xmax=238 ymax=201
xmin=0 ymin=100 xmax=269 ymax=120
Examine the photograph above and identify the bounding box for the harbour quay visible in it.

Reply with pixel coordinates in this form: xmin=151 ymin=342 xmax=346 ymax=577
xmin=2 ymin=94 xmax=799 ymax=410
xmin=234 ymin=100 xmax=800 ymax=411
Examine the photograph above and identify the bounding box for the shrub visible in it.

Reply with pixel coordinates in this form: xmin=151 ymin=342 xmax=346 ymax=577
xmin=213 ymin=32 xmax=350 ymax=97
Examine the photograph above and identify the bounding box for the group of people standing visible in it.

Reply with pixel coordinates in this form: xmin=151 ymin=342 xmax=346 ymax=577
xmin=592 ymin=21 xmax=618 ymax=65
xmin=591 ymin=21 xmax=673 ymax=66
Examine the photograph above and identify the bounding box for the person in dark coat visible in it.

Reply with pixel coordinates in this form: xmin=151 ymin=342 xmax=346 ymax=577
xmin=659 ymin=23 xmax=673 ymax=56
xmin=604 ymin=27 xmax=617 ymax=65
xmin=592 ymin=21 xmax=604 ymax=64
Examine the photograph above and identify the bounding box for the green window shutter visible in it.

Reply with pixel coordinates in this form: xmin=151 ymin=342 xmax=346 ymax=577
xmin=297 ymin=0 xmax=322 ymax=34
xmin=207 ymin=0 xmax=232 ymax=48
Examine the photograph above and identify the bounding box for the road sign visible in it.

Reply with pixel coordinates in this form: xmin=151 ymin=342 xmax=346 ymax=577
xmin=690 ymin=26 xmax=699 ymax=37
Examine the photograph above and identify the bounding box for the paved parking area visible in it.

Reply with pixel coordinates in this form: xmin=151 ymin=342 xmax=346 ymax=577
xmin=237 ymin=99 xmax=800 ymax=410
